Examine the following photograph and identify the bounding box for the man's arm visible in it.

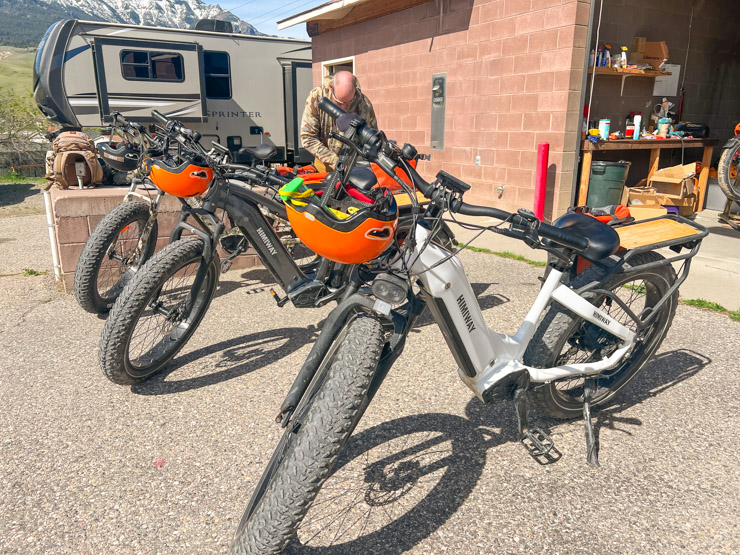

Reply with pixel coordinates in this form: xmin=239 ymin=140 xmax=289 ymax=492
xmin=300 ymin=89 xmax=339 ymax=169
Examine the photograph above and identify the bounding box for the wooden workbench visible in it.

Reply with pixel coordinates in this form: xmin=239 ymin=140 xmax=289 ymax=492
xmin=578 ymin=138 xmax=719 ymax=210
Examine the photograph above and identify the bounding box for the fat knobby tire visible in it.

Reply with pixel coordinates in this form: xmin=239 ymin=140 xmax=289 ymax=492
xmin=231 ymin=315 xmax=385 ymax=554
xmin=717 ymin=142 xmax=740 ymax=202
xmin=98 ymin=237 xmax=218 ymax=385
xmin=74 ymin=201 xmax=157 ymax=313
xmin=524 ymin=251 xmax=677 ymax=419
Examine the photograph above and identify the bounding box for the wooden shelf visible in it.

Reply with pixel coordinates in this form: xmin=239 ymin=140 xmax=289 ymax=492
xmin=589 ymin=67 xmax=672 ymax=77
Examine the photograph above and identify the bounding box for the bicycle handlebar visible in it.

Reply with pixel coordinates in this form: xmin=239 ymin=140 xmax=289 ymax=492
xmin=317 ymin=100 xmax=590 ymax=253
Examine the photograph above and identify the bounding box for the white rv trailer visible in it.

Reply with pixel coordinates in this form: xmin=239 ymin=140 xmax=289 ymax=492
xmin=33 ymin=19 xmax=314 ymax=164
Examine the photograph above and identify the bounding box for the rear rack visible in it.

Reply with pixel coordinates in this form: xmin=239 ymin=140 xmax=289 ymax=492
xmin=577 ymin=214 xmax=708 ymax=330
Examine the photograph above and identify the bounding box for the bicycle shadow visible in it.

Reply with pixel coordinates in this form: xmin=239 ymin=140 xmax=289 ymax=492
xmin=130 ymin=325 xmax=319 ymax=396
xmin=288 ymin=412 xmax=499 ymax=554
xmin=285 ymin=348 xmax=710 ymax=553
xmin=587 ymin=348 xmax=711 ymax=445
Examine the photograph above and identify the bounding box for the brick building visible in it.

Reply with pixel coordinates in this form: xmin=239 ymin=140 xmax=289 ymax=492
xmin=280 ymin=0 xmax=591 ymax=220
xmin=280 ymin=0 xmax=740 ymax=221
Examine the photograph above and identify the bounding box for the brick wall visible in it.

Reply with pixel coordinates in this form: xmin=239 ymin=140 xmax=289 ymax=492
xmin=50 ymin=187 xmax=260 ymax=292
xmin=311 ymin=0 xmax=591 ymax=220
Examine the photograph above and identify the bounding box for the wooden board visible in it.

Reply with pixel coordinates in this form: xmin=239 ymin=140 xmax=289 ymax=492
xmin=616 ymin=218 xmax=700 ymax=249
xmin=393 ymin=190 xmax=429 ymax=207
xmin=590 ymin=67 xmax=671 ymax=77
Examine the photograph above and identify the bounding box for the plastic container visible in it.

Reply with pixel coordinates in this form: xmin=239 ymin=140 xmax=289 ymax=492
xmin=586 ymin=160 xmax=632 ymax=207
xmin=633 ymin=114 xmax=642 ymax=140
xmin=598 ymin=119 xmax=611 ymax=139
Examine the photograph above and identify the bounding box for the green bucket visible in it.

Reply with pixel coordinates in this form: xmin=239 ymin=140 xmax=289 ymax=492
xmin=586 ymin=160 xmax=631 ymax=207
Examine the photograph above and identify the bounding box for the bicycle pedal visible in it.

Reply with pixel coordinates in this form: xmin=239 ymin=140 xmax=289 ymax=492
xmin=520 ymin=427 xmax=561 ymax=465
xmin=270 ymin=288 xmax=289 ymax=307
xmin=220 ymin=259 xmax=233 ymax=273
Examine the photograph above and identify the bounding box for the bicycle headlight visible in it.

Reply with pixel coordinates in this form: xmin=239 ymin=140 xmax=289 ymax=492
xmin=371 ymin=273 xmax=408 ymax=305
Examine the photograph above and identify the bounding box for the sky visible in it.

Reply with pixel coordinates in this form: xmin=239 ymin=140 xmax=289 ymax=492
xmin=218 ymin=0 xmax=329 ymax=39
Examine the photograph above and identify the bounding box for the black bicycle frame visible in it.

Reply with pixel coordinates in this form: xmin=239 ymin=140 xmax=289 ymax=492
xmin=167 ymin=177 xmax=348 ymax=314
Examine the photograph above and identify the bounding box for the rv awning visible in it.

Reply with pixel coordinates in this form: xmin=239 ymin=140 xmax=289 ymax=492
xmin=277 ymin=0 xmax=430 ymax=36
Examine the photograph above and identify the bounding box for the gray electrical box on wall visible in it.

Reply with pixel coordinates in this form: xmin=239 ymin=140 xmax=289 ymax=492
xmin=430 ymin=73 xmax=446 ymax=151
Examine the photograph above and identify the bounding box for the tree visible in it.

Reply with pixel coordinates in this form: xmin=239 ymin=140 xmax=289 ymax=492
xmin=0 ymin=87 xmax=46 ymax=153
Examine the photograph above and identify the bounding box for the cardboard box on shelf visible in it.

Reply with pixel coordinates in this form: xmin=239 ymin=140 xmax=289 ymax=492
xmin=626 ymin=186 xmax=697 ymax=217
xmin=642 ymin=41 xmax=669 ymax=69
xmin=649 ymin=163 xmax=696 ymax=199
xmin=629 ymin=36 xmax=646 ymax=63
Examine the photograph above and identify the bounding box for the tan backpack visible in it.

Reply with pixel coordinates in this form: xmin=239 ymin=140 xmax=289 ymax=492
xmin=44 ymin=131 xmax=104 ymax=190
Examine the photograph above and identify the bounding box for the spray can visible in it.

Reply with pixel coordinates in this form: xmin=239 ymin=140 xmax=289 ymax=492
xmin=633 ymin=114 xmax=642 ymax=140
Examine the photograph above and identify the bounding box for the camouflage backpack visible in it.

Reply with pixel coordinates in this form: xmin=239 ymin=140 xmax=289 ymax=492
xmin=44 ymin=131 xmax=104 ymax=190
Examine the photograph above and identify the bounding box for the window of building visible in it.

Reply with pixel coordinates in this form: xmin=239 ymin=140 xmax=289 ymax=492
xmin=321 ymin=57 xmax=355 ymax=82
xmin=120 ymin=51 xmax=184 ymax=82
xmin=204 ymin=51 xmax=231 ymax=99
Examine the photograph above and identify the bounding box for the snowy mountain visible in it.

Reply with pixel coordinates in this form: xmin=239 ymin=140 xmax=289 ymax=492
xmin=0 ymin=0 xmax=266 ymax=48
xmin=41 ymin=0 xmax=265 ymax=35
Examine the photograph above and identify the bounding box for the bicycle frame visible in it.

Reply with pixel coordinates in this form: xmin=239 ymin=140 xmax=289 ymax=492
xmin=169 ymin=177 xmax=350 ymax=311
xmin=405 ymin=225 xmax=635 ymax=401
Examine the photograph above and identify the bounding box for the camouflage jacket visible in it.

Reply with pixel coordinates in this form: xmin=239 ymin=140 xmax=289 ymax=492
xmin=300 ymin=76 xmax=377 ymax=169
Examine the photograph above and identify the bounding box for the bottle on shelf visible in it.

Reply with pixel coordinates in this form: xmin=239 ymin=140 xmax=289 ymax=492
xmin=633 ymin=113 xmax=642 ymax=140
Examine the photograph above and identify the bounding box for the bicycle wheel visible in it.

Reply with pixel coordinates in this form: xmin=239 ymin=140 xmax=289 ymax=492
xmin=232 ymin=315 xmax=385 ymax=555
xmin=717 ymin=141 xmax=740 ymax=202
xmin=524 ymin=251 xmax=678 ymax=419
xmin=74 ymin=201 xmax=158 ymax=314
xmin=99 ymin=237 xmax=219 ymax=385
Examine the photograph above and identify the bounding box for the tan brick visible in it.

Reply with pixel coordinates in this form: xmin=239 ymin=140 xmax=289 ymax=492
xmin=58 ymin=242 xmax=85 ymax=274
xmin=456 ymin=43 xmax=479 ymax=62
xmin=504 ymin=0 xmax=532 ymax=18
xmin=491 ymin=19 xmax=517 ymax=40
xmin=514 ymin=52 xmax=542 ymax=74
xmin=61 ymin=272 xmax=74 ymax=294
xmin=498 ymin=112 xmax=524 ymax=131
xmin=528 ymin=29 xmax=559 ymax=53
xmin=479 ymin=0 xmax=504 ymax=23
xmin=497 ymin=149 xmax=522 ymax=168
xmin=475 ymin=112 xmax=499 ymax=131
xmin=479 ymin=39 xmax=503 ymax=59
xmin=543 ymin=3 xmax=578 ymax=29
xmin=482 ymin=165 xmax=507 ymax=183
xmin=515 ymin=11 xmax=545 ymax=35
xmin=468 ymin=22 xmax=492 ymax=43
xmin=509 ymin=131 xmax=536 ymax=150
xmin=55 ymin=216 xmax=89 ymax=245
xmin=507 ymin=168 xmax=534 ymax=187
xmin=501 ymin=74 xmax=526 ymax=94
xmin=510 ymin=92 xmax=538 ymax=113
xmin=524 ymin=111 xmax=551 ymax=131
xmin=525 ymin=71 xmax=555 ymax=92
xmin=531 ymin=0 xmax=562 ymax=9
xmin=502 ymin=35 xmax=529 ymax=57
xmin=537 ymin=90 xmax=569 ymax=112
xmin=520 ymin=150 xmax=538 ymax=170
xmin=477 ymin=76 xmax=502 ymax=95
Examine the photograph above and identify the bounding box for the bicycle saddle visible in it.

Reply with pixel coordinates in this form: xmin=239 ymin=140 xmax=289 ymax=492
xmin=239 ymin=144 xmax=277 ymax=161
xmin=550 ymin=212 xmax=620 ymax=261
xmin=347 ymin=166 xmax=378 ymax=192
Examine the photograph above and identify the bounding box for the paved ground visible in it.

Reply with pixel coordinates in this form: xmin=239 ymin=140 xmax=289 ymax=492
xmin=1 ymin=211 xmax=739 ymax=553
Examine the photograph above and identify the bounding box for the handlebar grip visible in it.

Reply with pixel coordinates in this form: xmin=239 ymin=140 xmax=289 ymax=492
xmin=151 ymin=110 xmax=169 ymax=126
xmin=318 ymin=97 xmax=346 ymax=121
xmin=537 ymin=223 xmax=589 ymax=251
xmin=266 ymin=172 xmax=290 ymax=187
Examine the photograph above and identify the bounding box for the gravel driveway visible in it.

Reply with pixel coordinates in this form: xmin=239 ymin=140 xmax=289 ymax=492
xmin=1 ymin=216 xmax=739 ymax=553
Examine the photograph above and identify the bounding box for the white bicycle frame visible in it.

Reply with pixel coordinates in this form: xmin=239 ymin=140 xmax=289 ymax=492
xmin=404 ymin=226 xmax=636 ymax=401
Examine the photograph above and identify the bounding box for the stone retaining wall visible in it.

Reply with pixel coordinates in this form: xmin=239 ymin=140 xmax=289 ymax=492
xmin=50 ymin=186 xmax=261 ymax=292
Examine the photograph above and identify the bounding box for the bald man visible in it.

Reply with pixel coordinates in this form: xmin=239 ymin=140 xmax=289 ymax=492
xmin=300 ymin=71 xmax=377 ymax=171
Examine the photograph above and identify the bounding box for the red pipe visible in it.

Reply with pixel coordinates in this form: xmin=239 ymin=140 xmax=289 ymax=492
xmin=534 ymin=142 xmax=549 ymax=220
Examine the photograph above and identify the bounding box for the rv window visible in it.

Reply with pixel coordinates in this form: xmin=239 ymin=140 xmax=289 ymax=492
xmin=204 ymin=51 xmax=231 ymax=99
xmin=120 ymin=51 xmax=184 ymax=82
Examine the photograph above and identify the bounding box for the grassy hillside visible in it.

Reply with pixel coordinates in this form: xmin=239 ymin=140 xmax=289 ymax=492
xmin=0 ymin=46 xmax=36 ymax=96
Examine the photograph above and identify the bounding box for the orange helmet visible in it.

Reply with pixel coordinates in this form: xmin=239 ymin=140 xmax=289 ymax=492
xmin=280 ymin=178 xmax=398 ymax=265
xmin=147 ymin=156 xmax=214 ymax=198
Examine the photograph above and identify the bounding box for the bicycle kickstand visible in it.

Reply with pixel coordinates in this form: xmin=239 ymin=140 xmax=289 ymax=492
xmin=514 ymin=389 xmax=560 ymax=465
xmin=583 ymin=379 xmax=599 ymax=467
